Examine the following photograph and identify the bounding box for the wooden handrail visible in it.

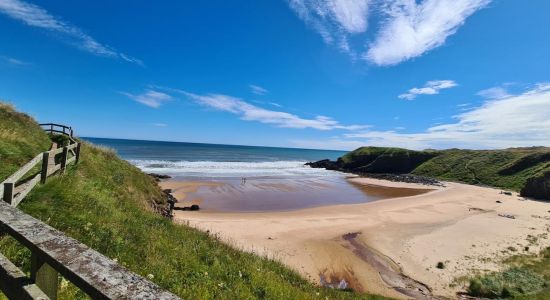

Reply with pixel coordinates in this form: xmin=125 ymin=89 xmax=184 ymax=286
xmin=0 ymin=201 xmax=179 ymax=300
xmin=39 ymin=123 xmax=74 ymax=138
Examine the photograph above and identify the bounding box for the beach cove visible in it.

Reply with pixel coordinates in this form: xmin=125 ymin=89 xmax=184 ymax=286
xmin=163 ymin=177 xmax=550 ymax=299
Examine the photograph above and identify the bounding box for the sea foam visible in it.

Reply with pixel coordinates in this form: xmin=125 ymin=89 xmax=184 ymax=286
xmin=130 ymin=160 xmax=342 ymax=178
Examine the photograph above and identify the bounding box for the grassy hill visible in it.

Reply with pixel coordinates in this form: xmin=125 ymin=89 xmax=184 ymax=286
xmin=0 ymin=102 xmax=387 ymax=299
xmin=333 ymin=146 xmax=550 ymax=200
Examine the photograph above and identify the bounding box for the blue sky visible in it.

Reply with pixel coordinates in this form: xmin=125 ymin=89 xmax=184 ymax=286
xmin=1 ymin=0 xmax=549 ymax=150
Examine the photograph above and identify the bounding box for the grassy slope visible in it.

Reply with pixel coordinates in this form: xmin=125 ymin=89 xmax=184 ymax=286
xmin=340 ymin=146 xmax=550 ymax=195
xmin=0 ymin=103 xmax=386 ymax=299
xmin=0 ymin=103 xmax=51 ymax=181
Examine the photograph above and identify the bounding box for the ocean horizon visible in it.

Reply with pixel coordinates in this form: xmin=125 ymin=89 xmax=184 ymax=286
xmin=83 ymin=137 xmax=348 ymax=178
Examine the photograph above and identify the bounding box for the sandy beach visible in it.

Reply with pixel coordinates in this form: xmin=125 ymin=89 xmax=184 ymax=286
xmin=162 ymin=178 xmax=550 ymax=299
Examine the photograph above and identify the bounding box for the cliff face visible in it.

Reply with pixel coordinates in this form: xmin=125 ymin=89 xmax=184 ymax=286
xmin=308 ymin=146 xmax=550 ymax=201
xmin=521 ymin=171 xmax=550 ymax=199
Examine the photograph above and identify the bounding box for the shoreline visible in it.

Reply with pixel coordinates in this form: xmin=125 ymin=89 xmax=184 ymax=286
xmin=162 ymin=177 xmax=550 ymax=299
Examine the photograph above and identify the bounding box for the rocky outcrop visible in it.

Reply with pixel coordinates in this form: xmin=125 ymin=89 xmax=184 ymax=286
xmin=305 ymin=159 xmax=342 ymax=171
xmin=148 ymin=173 xmax=171 ymax=181
xmin=520 ymin=171 xmax=550 ymax=200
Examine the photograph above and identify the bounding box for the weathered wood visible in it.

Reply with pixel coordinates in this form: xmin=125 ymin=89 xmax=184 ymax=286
xmin=46 ymin=164 xmax=61 ymax=177
xmin=41 ymin=152 xmax=50 ymax=184
xmin=66 ymin=143 xmax=78 ymax=151
xmin=2 ymin=153 xmax=43 ymax=185
xmin=0 ymin=253 xmax=51 ymax=300
xmin=0 ymin=201 xmax=181 ymax=300
xmin=12 ymin=174 xmax=41 ymax=207
xmin=39 ymin=124 xmax=74 ymax=137
xmin=49 ymin=147 xmax=64 ymax=156
xmin=75 ymin=143 xmax=81 ymax=164
xmin=60 ymin=147 xmax=68 ymax=173
xmin=31 ymin=253 xmax=58 ymax=300
xmin=66 ymin=156 xmax=76 ymax=165
xmin=3 ymin=182 xmax=14 ymax=204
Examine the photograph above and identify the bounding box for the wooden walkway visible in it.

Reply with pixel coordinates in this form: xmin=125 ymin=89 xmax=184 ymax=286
xmin=0 ymin=123 xmax=181 ymax=300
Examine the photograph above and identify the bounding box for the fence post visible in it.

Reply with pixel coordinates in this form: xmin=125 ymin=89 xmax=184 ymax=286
xmin=75 ymin=143 xmax=81 ymax=164
xmin=3 ymin=182 xmax=14 ymax=205
xmin=31 ymin=252 xmax=58 ymax=300
xmin=41 ymin=152 xmax=50 ymax=183
xmin=60 ymin=146 xmax=68 ymax=173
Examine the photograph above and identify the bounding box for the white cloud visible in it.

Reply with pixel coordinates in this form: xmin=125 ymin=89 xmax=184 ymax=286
xmin=399 ymin=80 xmax=457 ymax=100
xmin=290 ymin=138 xmax=366 ymax=151
xmin=1 ymin=55 xmax=29 ymax=65
xmin=121 ymin=90 xmax=172 ymax=108
xmin=249 ymin=84 xmax=268 ymax=95
xmin=287 ymin=0 xmax=369 ymax=55
xmin=365 ymin=0 xmax=490 ymax=65
xmin=477 ymin=86 xmax=511 ymax=99
xmin=153 ymin=123 xmax=168 ymax=127
xmin=180 ymin=90 xmax=368 ymax=131
xmin=343 ymin=84 xmax=550 ymax=149
xmin=288 ymin=0 xmax=490 ymax=65
xmin=0 ymin=0 xmax=141 ymax=65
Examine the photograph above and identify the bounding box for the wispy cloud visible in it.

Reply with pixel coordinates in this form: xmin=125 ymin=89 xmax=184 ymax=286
xmin=287 ymin=0 xmax=490 ymax=65
xmin=366 ymin=0 xmax=490 ymax=65
xmin=175 ymin=90 xmax=368 ymax=131
xmin=0 ymin=0 xmax=142 ymax=65
xmin=249 ymin=84 xmax=269 ymax=95
xmin=398 ymin=80 xmax=457 ymax=100
xmin=153 ymin=123 xmax=168 ymax=127
xmin=341 ymin=83 xmax=550 ymax=149
xmin=1 ymin=55 xmax=29 ymax=66
xmin=477 ymin=86 xmax=511 ymax=100
xmin=121 ymin=90 xmax=173 ymax=108
xmin=287 ymin=0 xmax=369 ymax=56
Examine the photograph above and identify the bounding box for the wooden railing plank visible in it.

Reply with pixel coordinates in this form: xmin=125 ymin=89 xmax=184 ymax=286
xmin=2 ymin=154 xmax=43 ymax=185
xmin=0 ymin=253 xmax=51 ymax=300
xmin=0 ymin=201 xmax=180 ymax=300
xmin=31 ymin=253 xmax=58 ymax=300
xmin=48 ymin=147 xmax=64 ymax=156
xmin=12 ymin=174 xmax=41 ymax=207
xmin=66 ymin=156 xmax=76 ymax=165
xmin=46 ymin=164 xmax=61 ymax=177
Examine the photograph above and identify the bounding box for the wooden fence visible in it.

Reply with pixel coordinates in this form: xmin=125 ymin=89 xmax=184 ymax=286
xmin=0 ymin=124 xmax=180 ymax=300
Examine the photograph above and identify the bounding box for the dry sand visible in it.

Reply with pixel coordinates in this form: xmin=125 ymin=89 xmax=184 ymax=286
xmin=162 ymin=178 xmax=550 ymax=299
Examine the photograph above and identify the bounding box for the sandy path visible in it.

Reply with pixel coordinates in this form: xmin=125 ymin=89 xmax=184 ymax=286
xmin=165 ymin=178 xmax=550 ymax=299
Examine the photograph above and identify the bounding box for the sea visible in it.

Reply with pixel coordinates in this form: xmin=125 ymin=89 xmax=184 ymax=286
xmin=82 ymin=137 xmax=346 ymax=179
xmin=82 ymin=137 xmax=420 ymax=211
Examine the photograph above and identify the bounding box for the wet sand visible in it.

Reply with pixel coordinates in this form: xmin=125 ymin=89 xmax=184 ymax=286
xmin=161 ymin=176 xmax=431 ymax=212
xmin=163 ymin=177 xmax=550 ymax=299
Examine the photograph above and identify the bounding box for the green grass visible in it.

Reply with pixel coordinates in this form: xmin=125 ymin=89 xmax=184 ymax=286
xmin=0 ymin=102 xmax=388 ymax=299
xmin=467 ymin=247 xmax=550 ymax=299
xmin=0 ymin=102 xmax=51 ymax=181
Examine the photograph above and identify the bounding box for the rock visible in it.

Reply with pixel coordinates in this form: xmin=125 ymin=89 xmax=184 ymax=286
xmin=163 ymin=189 xmax=172 ymax=193
xmin=174 ymin=204 xmax=200 ymax=211
xmin=305 ymin=159 xmax=341 ymax=171
xmin=498 ymin=213 xmax=515 ymax=219
xmin=147 ymin=173 xmax=171 ymax=181
xmin=496 ymin=200 xmax=502 ymax=203
xmin=503 ymin=191 xmax=512 ymax=196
